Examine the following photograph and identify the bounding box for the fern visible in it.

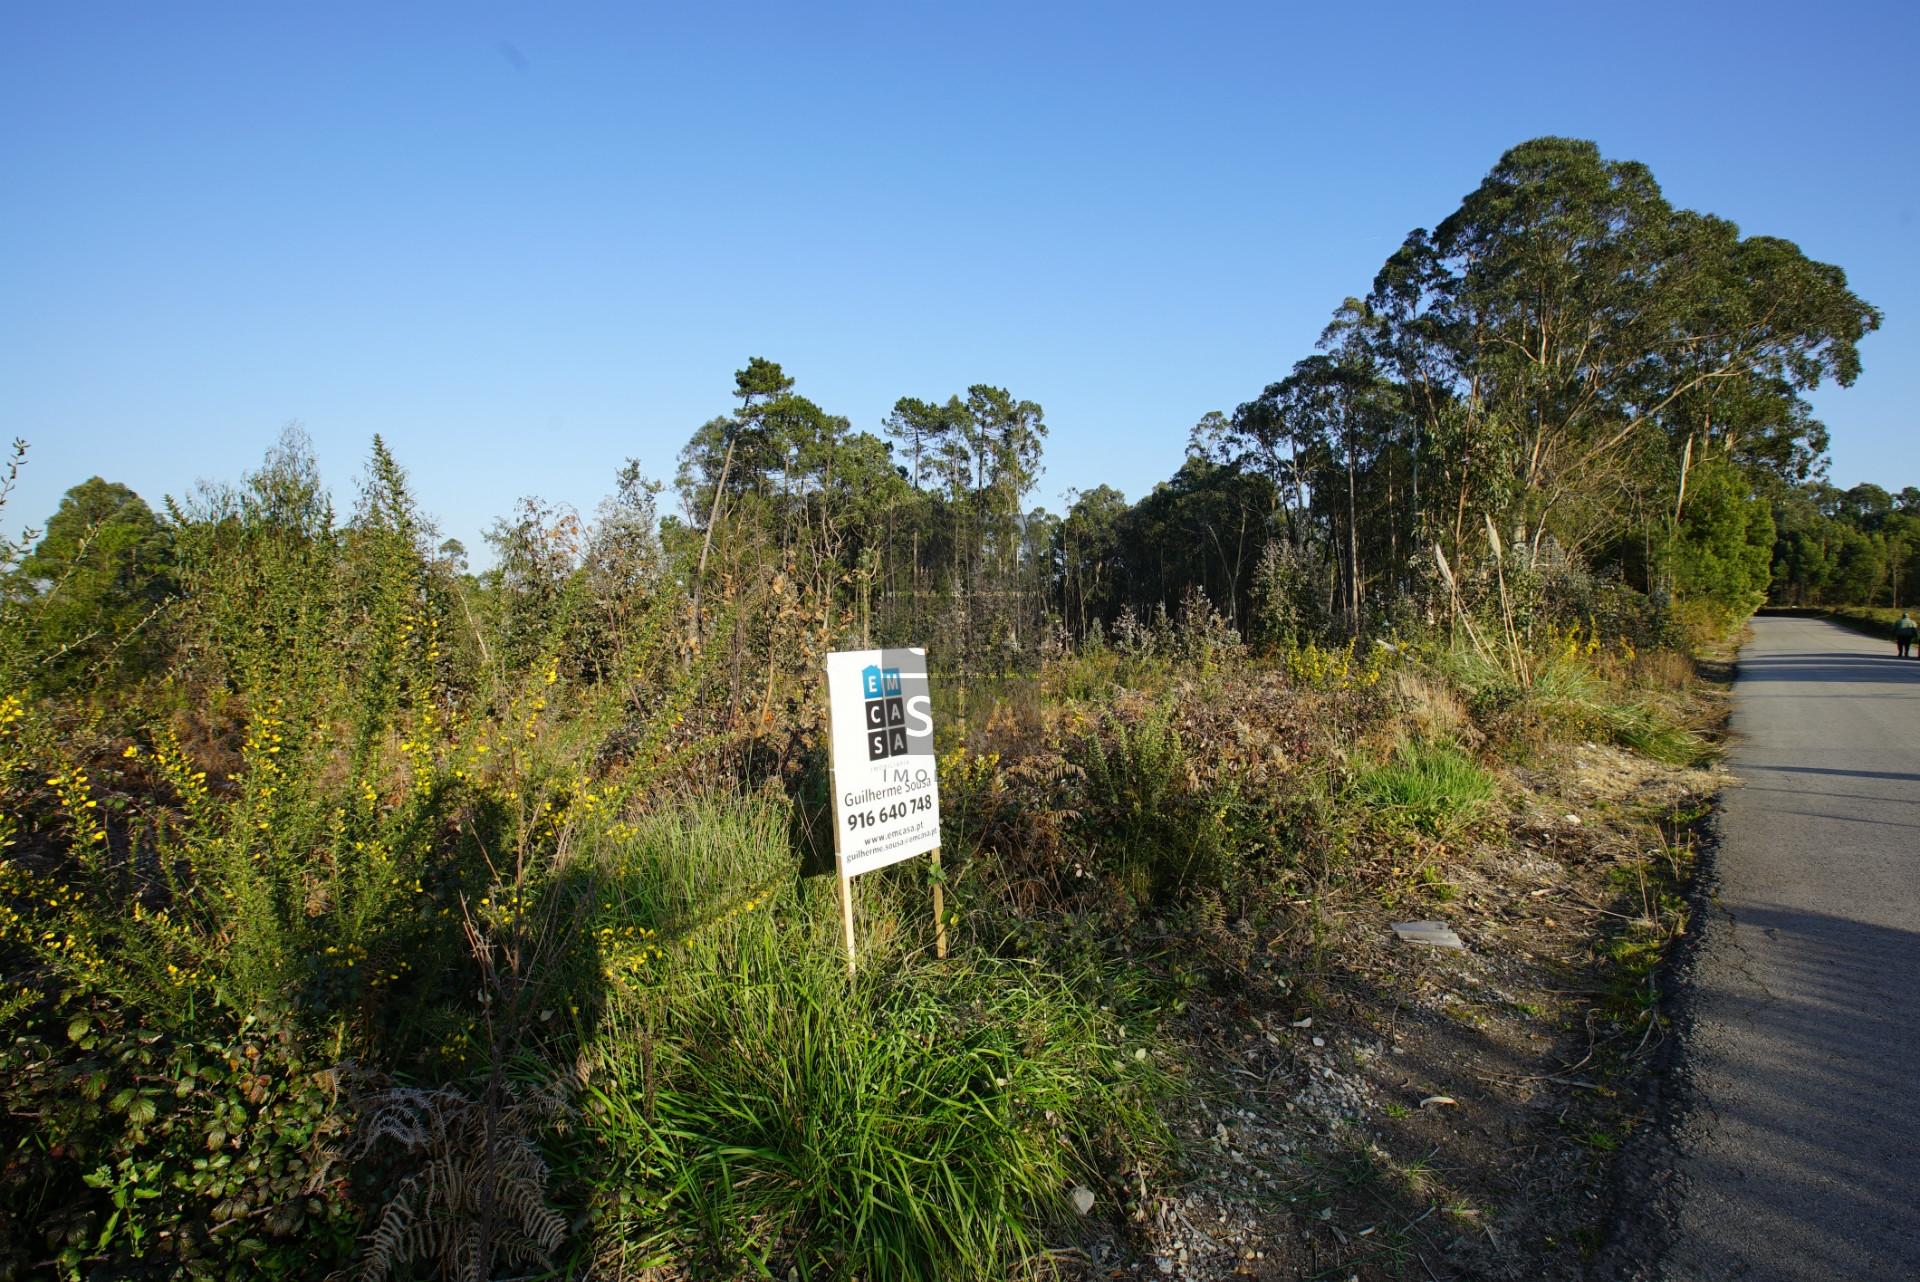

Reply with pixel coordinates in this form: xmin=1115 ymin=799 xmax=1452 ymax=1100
xmin=349 ymin=1077 xmax=568 ymax=1282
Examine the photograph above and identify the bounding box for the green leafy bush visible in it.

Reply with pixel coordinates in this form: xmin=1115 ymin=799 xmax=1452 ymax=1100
xmin=1073 ymin=702 xmax=1246 ymax=905
xmin=1665 ymin=457 xmax=1776 ymax=634
xmin=0 ymin=434 xmax=715 ymax=1278
xmin=0 ymin=1006 xmax=353 ymax=1281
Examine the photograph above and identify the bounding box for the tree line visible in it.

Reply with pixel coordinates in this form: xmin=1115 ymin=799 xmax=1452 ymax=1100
xmin=1768 ymin=480 xmax=1919 ymax=607
xmin=5 ymin=136 xmax=1893 ymax=703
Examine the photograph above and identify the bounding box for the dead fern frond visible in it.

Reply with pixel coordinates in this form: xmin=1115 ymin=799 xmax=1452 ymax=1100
xmin=347 ymin=1075 xmax=570 ymax=1282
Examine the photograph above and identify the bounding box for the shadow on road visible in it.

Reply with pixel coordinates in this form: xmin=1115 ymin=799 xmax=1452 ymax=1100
xmin=1744 ymin=763 xmax=1920 ymax=785
xmin=1736 ymin=651 xmax=1920 ymax=685
xmin=1660 ymin=900 xmax=1920 ymax=1278
xmin=1740 ymin=784 xmax=1915 ymax=806
xmin=1646 ymin=616 xmax=1920 ymax=1280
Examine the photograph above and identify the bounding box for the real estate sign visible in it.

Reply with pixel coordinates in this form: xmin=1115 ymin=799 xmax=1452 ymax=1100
xmin=824 ymin=647 xmax=941 ymax=878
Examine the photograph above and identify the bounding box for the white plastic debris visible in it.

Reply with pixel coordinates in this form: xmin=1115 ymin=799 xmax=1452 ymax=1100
xmin=1390 ymin=920 xmax=1465 ymax=949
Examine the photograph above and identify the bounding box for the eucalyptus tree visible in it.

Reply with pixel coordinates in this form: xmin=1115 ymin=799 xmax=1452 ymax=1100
xmin=1107 ymin=457 xmax=1276 ymax=630
xmin=1058 ymin=484 xmax=1127 ymax=634
xmin=882 ymin=383 xmax=1047 ymax=659
xmin=1214 ymin=137 xmax=1880 ymax=626
xmin=1364 ymin=137 xmax=1879 ymax=571
xmin=1212 ymin=305 xmax=1408 ymax=633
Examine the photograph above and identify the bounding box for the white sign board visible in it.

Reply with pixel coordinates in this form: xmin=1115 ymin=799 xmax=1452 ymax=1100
xmin=825 ymin=647 xmax=942 ymax=879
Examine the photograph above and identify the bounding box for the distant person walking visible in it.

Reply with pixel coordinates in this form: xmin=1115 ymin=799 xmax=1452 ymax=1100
xmin=1896 ymin=612 xmax=1918 ymax=659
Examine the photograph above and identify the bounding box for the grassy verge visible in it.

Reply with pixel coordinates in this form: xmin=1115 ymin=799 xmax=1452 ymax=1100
xmin=930 ymin=621 xmax=1735 ymax=1278
xmin=1826 ymin=605 xmax=1907 ymax=641
xmin=561 ymin=800 xmax=1168 ymax=1281
xmin=1353 ymin=740 xmax=1495 ymax=838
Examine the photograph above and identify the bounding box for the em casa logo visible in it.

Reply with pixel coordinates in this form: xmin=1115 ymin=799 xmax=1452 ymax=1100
xmin=862 ymin=664 xmax=909 ymax=760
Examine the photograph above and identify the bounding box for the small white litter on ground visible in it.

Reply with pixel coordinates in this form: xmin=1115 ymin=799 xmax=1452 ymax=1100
xmin=1390 ymin=920 xmax=1465 ymax=949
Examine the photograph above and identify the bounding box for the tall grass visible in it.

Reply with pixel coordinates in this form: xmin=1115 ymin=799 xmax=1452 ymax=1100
xmin=1439 ymin=646 xmax=1704 ymax=766
xmin=566 ymin=800 xmax=1166 ymax=1281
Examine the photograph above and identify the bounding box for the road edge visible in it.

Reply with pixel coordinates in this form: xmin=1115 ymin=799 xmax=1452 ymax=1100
xmin=1584 ymin=649 xmax=1740 ymax=1281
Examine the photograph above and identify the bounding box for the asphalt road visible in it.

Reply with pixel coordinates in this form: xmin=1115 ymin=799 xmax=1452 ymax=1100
xmin=1658 ymin=616 xmax=1920 ymax=1280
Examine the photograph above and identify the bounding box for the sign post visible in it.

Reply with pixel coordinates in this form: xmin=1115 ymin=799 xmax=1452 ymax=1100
xmin=930 ymin=847 xmax=947 ymax=959
xmin=825 ymin=647 xmax=944 ymax=971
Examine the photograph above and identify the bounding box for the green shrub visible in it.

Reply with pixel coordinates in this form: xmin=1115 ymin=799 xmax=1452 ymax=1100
xmin=0 ymin=1005 xmax=354 ymax=1281
xmin=1665 ymin=457 xmax=1774 ymax=627
xmin=0 ymin=434 xmax=717 ymax=1279
xmin=1073 ymin=702 xmax=1244 ymax=905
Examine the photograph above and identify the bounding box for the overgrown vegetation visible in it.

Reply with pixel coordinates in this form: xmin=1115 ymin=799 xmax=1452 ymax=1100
xmin=0 ymin=134 xmax=1897 ymax=1280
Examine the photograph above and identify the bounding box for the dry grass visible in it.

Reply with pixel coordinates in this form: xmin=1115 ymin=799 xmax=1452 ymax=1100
xmin=1387 ymin=666 xmax=1477 ymax=747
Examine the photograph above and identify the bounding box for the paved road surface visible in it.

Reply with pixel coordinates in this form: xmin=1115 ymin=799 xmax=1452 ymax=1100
xmin=1659 ymin=616 xmax=1920 ymax=1280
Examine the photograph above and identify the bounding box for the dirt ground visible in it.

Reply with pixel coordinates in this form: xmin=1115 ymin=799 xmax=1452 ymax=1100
xmin=1073 ymin=732 xmax=1728 ymax=1282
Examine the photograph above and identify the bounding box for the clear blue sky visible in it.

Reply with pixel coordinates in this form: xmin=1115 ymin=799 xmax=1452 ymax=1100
xmin=4 ymin=1 xmax=1915 ymax=559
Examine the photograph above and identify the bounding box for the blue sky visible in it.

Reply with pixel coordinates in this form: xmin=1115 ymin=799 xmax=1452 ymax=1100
xmin=3 ymin=2 xmax=1915 ymax=558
